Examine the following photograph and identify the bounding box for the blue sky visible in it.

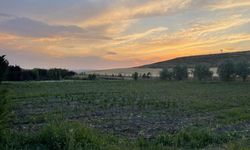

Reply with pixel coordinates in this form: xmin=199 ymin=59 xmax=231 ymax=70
xmin=0 ymin=0 xmax=250 ymax=70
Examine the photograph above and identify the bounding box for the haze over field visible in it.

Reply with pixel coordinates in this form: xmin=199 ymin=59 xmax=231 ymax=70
xmin=0 ymin=0 xmax=250 ymax=70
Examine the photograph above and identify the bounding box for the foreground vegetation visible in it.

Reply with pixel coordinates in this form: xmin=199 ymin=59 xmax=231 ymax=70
xmin=0 ymin=80 xmax=250 ymax=149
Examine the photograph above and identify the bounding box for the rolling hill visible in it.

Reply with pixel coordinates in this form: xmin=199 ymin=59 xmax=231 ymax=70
xmin=140 ymin=50 xmax=250 ymax=68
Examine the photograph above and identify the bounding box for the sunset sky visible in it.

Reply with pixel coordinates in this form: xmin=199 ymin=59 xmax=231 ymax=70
xmin=0 ymin=0 xmax=250 ymax=70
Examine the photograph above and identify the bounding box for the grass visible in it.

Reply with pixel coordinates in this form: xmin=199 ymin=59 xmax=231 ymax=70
xmin=216 ymin=107 xmax=250 ymax=124
xmin=140 ymin=127 xmax=234 ymax=149
xmin=3 ymin=121 xmax=128 ymax=150
xmin=1 ymin=80 xmax=250 ymax=149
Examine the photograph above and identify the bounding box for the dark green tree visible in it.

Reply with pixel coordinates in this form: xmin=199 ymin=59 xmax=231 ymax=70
xmin=160 ymin=68 xmax=173 ymax=80
xmin=194 ymin=65 xmax=213 ymax=81
xmin=7 ymin=65 xmax=22 ymax=81
xmin=88 ymin=74 xmax=97 ymax=80
xmin=118 ymin=73 xmax=123 ymax=78
xmin=235 ymin=61 xmax=249 ymax=81
xmin=33 ymin=68 xmax=48 ymax=80
xmin=218 ymin=61 xmax=236 ymax=81
xmin=142 ymin=73 xmax=147 ymax=79
xmin=132 ymin=72 xmax=139 ymax=81
xmin=173 ymin=65 xmax=188 ymax=80
xmin=146 ymin=72 xmax=151 ymax=78
xmin=21 ymin=70 xmax=37 ymax=81
xmin=0 ymin=55 xmax=9 ymax=83
xmin=142 ymin=72 xmax=151 ymax=79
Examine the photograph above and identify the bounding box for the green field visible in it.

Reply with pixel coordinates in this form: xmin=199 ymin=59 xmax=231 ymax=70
xmin=1 ymin=80 xmax=250 ymax=149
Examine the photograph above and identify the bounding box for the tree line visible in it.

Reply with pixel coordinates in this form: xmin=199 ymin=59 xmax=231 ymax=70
xmin=1 ymin=55 xmax=249 ymax=82
xmin=159 ymin=61 xmax=250 ymax=81
xmin=0 ymin=55 xmax=76 ymax=82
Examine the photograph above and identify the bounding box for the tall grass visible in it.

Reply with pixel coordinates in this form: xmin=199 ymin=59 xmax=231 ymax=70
xmin=138 ymin=127 xmax=234 ymax=149
xmin=3 ymin=121 xmax=130 ymax=150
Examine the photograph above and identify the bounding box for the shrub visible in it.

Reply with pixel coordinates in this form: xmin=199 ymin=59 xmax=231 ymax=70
xmin=194 ymin=65 xmax=213 ymax=81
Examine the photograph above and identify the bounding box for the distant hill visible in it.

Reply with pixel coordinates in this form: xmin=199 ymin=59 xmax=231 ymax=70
xmin=140 ymin=50 xmax=250 ymax=68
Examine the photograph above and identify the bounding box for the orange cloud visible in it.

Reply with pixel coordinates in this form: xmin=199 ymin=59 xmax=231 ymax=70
xmin=177 ymin=15 xmax=250 ymax=37
xmin=1 ymin=7 xmax=250 ymax=69
xmin=208 ymin=0 xmax=250 ymax=10
xmin=81 ymin=0 xmax=191 ymax=27
xmin=100 ymin=14 xmax=250 ymax=62
xmin=0 ymin=33 xmax=19 ymax=41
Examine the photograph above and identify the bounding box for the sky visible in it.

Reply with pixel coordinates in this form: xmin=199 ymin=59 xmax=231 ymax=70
xmin=0 ymin=0 xmax=250 ymax=70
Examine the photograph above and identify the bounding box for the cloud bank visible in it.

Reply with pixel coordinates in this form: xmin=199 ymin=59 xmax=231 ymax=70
xmin=0 ymin=0 xmax=250 ymax=69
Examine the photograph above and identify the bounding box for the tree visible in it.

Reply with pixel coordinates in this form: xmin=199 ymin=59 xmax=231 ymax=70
xmin=194 ymin=65 xmax=213 ymax=81
xmin=160 ymin=68 xmax=172 ymax=80
xmin=146 ymin=72 xmax=151 ymax=78
xmin=0 ymin=55 xmax=9 ymax=83
xmin=33 ymin=68 xmax=48 ymax=80
xmin=142 ymin=72 xmax=151 ymax=79
xmin=7 ymin=65 xmax=22 ymax=81
xmin=132 ymin=72 xmax=139 ymax=81
xmin=142 ymin=73 xmax=147 ymax=79
xmin=88 ymin=74 xmax=97 ymax=80
xmin=118 ymin=73 xmax=123 ymax=78
xmin=21 ymin=70 xmax=37 ymax=81
xmin=173 ymin=65 xmax=188 ymax=80
xmin=47 ymin=68 xmax=75 ymax=80
xmin=218 ymin=61 xmax=236 ymax=81
xmin=235 ymin=61 xmax=249 ymax=81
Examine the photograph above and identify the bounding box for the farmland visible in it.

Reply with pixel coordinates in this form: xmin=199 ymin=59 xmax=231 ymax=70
xmin=1 ymin=80 xmax=250 ymax=149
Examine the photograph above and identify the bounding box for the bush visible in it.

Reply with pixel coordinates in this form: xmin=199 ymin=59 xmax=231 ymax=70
xmin=160 ymin=68 xmax=173 ymax=80
xmin=218 ymin=61 xmax=236 ymax=81
xmin=173 ymin=65 xmax=188 ymax=80
xmin=194 ymin=65 xmax=213 ymax=81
